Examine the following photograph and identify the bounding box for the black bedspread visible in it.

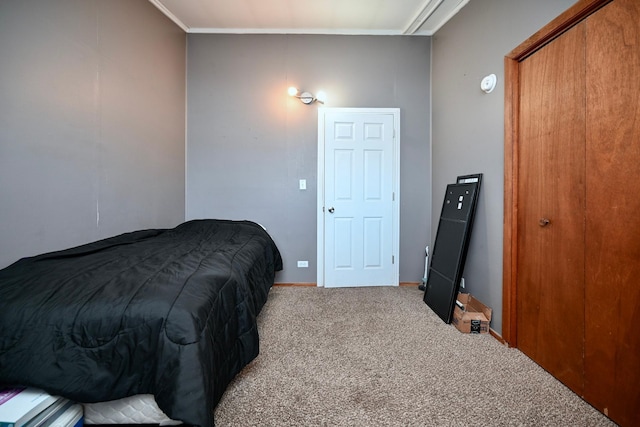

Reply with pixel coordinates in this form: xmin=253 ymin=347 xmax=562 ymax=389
xmin=0 ymin=219 xmax=282 ymax=426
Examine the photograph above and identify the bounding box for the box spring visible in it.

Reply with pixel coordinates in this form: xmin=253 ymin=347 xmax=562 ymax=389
xmin=83 ymin=395 xmax=181 ymax=425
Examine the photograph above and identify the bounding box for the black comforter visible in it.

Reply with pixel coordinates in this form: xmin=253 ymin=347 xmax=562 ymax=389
xmin=0 ymin=219 xmax=282 ymax=426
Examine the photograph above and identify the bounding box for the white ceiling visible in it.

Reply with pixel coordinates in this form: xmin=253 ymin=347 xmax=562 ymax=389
xmin=149 ymin=0 xmax=469 ymax=36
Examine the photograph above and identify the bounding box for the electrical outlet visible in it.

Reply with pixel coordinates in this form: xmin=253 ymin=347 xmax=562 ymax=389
xmin=297 ymin=260 xmax=309 ymax=268
xmin=460 ymin=277 xmax=465 ymax=288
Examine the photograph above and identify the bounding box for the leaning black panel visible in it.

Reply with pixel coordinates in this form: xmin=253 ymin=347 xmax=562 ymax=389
xmin=423 ymin=174 xmax=482 ymax=324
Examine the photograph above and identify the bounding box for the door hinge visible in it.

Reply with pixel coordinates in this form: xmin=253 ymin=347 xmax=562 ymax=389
xmin=392 ymin=255 xmax=395 ymax=264
xmin=392 ymin=192 xmax=395 ymax=201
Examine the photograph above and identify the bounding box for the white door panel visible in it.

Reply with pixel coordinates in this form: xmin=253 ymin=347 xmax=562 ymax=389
xmin=318 ymin=108 xmax=399 ymax=288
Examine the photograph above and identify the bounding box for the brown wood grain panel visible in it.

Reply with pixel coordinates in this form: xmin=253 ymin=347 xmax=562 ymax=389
xmin=507 ymin=0 xmax=611 ymax=61
xmin=503 ymin=0 xmax=610 ymax=351
xmin=584 ymin=1 xmax=640 ymax=425
xmin=503 ymin=56 xmax=519 ymax=347
xmin=505 ymin=0 xmax=640 ymax=423
xmin=516 ymin=23 xmax=586 ymax=395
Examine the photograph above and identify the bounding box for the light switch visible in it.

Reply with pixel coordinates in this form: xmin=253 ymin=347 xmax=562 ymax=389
xmin=299 ymin=179 xmax=307 ymax=190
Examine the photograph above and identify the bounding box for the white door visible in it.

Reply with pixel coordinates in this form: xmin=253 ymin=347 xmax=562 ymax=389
xmin=317 ymin=108 xmax=400 ymax=287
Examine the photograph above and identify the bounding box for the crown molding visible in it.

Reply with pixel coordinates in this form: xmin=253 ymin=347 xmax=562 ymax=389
xmin=404 ymin=0 xmax=469 ymax=35
xmin=148 ymin=0 xmax=189 ymax=32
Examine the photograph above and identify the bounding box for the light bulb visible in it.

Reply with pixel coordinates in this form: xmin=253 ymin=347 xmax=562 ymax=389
xmin=316 ymin=90 xmax=327 ymax=103
xmin=287 ymin=86 xmax=298 ymax=96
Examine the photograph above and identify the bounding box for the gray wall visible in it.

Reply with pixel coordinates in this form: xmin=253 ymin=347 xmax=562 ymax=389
xmin=431 ymin=0 xmax=577 ymax=334
xmin=0 ymin=0 xmax=186 ymax=269
xmin=187 ymin=35 xmax=431 ymax=284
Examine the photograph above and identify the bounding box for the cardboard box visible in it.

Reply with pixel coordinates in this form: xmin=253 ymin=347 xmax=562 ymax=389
xmin=452 ymin=293 xmax=492 ymax=334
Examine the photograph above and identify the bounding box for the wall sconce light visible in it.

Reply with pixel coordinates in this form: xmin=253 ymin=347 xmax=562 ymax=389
xmin=288 ymin=87 xmax=326 ymax=105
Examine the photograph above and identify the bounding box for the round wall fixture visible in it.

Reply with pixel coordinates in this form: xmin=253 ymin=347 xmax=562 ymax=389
xmin=299 ymin=91 xmax=315 ymax=104
xmin=480 ymin=74 xmax=497 ymax=93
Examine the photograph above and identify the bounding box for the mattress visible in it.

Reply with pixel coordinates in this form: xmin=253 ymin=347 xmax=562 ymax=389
xmin=0 ymin=219 xmax=283 ymax=426
xmin=84 ymin=395 xmax=181 ymax=425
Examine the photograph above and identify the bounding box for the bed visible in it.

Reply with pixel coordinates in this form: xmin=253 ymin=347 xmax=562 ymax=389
xmin=0 ymin=219 xmax=282 ymax=427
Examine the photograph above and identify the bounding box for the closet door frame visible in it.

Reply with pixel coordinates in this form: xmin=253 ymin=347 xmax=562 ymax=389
xmin=502 ymin=0 xmax=611 ymax=347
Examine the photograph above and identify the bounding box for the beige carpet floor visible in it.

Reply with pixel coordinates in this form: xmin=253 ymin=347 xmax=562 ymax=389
xmin=214 ymin=286 xmax=616 ymax=426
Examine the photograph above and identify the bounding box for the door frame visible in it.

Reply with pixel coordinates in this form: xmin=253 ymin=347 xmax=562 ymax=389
xmin=316 ymin=107 xmax=400 ymax=288
xmin=502 ymin=0 xmax=611 ymax=346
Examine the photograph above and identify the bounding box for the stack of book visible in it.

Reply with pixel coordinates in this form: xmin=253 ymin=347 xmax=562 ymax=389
xmin=0 ymin=387 xmax=83 ymax=427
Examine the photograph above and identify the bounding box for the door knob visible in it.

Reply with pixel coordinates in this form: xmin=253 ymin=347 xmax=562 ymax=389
xmin=328 ymin=207 xmax=335 ymax=213
xmin=539 ymin=218 xmax=550 ymax=227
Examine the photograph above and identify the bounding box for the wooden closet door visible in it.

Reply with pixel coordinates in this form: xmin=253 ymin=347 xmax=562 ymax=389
xmin=584 ymin=0 xmax=640 ymax=424
xmin=516 ymin=22 xmax=586 ymax=395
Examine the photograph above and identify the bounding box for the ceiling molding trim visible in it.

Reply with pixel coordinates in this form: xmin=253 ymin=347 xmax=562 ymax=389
xmin=187 ymin=27 xmax=423 ymax=36
xmin=427 ymin=0 xmax=470 ymax=35
xmin=403 ymin=0 xmax=445 ymax=35
xmin=148 ymin=0 xmax=190 ymax=32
